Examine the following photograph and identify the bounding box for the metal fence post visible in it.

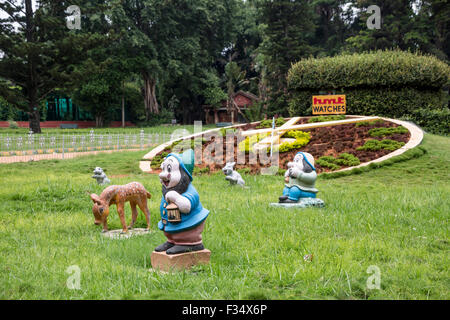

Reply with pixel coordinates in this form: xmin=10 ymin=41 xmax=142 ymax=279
xmin=62 ymin=135 xmax=65 ymax=159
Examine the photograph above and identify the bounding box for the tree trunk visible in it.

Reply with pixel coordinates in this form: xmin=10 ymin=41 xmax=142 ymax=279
xmin=142 ymin=71 xmax=159 ymax=121
xmin=121 ymin=94 xmax=125 ymax=128
xmin=28 ymin=106 xmax=41 ymax=133
xmin=214 ymin=109 xmax=219 ymax=124
xmin=25 ymin=0 xmax=41 ymax=134
xmin=95 ymin=115 xmax=103 ymax=128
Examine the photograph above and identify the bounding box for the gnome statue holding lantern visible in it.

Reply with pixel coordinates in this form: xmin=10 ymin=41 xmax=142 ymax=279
xmin=155 ymin=149 xmax=210 ymax=255
xmin=274 ymin=152 xmax=324 ymax=208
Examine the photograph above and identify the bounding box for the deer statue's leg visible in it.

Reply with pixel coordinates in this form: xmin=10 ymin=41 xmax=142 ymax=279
xmin=137 ymin=199 xmax=151 ymax=231
xmin=117 ymin=203 xmax=128 ymax=234
xmin=101 ymin=220 xmax=108 ymax=233
xmin=101 ymin=211 xmax=110 ymax=233
xmin=129 ymin=202 xmax=138 ymax=229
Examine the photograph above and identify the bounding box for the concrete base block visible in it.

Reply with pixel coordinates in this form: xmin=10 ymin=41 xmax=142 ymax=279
xmin=151 ymin=249 xmax=211 ymax=272
xmin=270 ymin=198 xmax=325 ymax=209
xmin=101 ymin=228 xmax=151 ymax=239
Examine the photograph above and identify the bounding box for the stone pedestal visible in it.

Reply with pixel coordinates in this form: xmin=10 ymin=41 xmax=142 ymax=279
xmin=270 ymin=198 xmax=325 ymax=209
xmin=151 ymin=249 xmax=211 ymax=272
xmin=101 ymin=228 xmax=151 ymax=239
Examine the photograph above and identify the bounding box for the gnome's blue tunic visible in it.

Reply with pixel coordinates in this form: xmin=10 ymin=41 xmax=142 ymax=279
xmin=158 ymin=152 xmax=209 ymax=233
xmin=283 ymin=152 xmax=318 ymax=201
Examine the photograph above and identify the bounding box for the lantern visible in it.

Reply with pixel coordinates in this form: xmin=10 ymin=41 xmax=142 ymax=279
xmin=166 ymin=202 xmax=181 ymax=223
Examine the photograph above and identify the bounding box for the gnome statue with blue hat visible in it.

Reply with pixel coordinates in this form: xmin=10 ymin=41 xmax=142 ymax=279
xmin=278 ymin=152 xmax=322 ymax=205
xmin=155 ymin=149 xmax=210 ymax=255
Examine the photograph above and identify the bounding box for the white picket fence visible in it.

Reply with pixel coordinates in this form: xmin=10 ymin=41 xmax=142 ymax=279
xmin=0 ymin=129 xmax=172 ymax=161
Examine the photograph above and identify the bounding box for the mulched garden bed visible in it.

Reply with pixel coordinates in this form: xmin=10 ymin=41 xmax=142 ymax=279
xmin=150 ymin=117 xmax=411 ymax=174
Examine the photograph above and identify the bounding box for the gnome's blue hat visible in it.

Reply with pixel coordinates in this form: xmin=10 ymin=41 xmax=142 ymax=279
xmin=166 ymin=149 xmax=195 ymax=181
xmin=296 ymin=152 xmax=316 ymax=171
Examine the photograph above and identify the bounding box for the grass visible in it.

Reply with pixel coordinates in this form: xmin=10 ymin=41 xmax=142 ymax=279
xmin=0 ymin=133 xmax=448 ymax=299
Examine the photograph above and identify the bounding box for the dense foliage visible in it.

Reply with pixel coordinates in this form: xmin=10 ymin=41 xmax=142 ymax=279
xmin=0 ymin=0 xmax=449 ymax=132
xmin=288 ymin=51 xmax=449 ymax=134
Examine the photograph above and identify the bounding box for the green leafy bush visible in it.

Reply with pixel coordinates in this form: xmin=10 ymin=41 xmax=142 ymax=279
xmin=256 ymin=118 xmax=286 ymax=129
xmin=288 ymin=50 xmax=449 ymax=90
xmin=355 ymin=119 xmax=384 ymax=127
xmin=357 ymin=139 xmax=405 ymax=151
xmin=282 ymin=130 xmax=310 ymax=140
xmin=308 ymin=115 xmax=346 ymax=123
xmin=275 ymin=131 xmax=311 ymax=153
xmin=287 ymin=50 xmax=450 ymax=133
xmin=136 ymin=108 xmax=175 ymax=127
xmin=316 ymin=153 xmax=360 ymax=171
xmin=368 ymin=126 xmax=409 ymax=137
xmin=401 ymin=108 xmax=450 ymax=136
xmin=238 ymin=133 xmax=270 ymax=153
xmin=8 ymin=120 xmax=19 ymax=129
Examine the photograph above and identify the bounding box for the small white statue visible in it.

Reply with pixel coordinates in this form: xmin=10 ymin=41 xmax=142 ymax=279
xmin=92 ymin=167 xmax=111 ymax=185
xmin=222 ymin=162 xmax=245 ymax=186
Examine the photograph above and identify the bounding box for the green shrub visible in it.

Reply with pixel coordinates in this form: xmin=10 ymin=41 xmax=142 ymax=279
xmin=368 ymin=126 xmax=409 ymax=137
xmin=288 ymin=87 xmax=448 ymax=119
xmin=8 ymin=120 xmax=19 ymax=129
xmin=288 ymin=50 xmax=449 ymax=90
xmin=401 ymin=108 xmax=450 ymax=136
xmin=275 ymin=131 xmax=311 ymax=153
xmin=308 ymin=115 xmax=346 ymax=123
xmin=282 ymin=130 xmax=310 ymax=140
xmin=316 ymin=153 xmax=360 ymax=171
xmin=357 ymin=139 xmax=405 ymax=151
xmin=355 ymin=119 xmax=384 ymax=127
xmin=238 ymin=133 xmax=270 ymax=153
xmin=287 ymin=50 xmax=449 ymax=123
xmin=256 ymin=118 xmax=286 ymax=129
xmin=136 ymin=108 xmax=175 ymax=127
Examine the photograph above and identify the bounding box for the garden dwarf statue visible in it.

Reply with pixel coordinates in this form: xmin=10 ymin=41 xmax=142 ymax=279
xmin=279 ymin=152 xmax=319 ymax=203
xmin=155 ymin=149 xmax=210 ymax=255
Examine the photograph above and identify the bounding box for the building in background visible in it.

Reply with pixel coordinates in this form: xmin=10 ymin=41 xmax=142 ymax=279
xmin=203 ymin=91 xmax=259 ymax=124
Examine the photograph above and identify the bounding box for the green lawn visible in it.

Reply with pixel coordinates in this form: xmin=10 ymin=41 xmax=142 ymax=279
xmin=0 ymin=134 xmax=448 ymax=299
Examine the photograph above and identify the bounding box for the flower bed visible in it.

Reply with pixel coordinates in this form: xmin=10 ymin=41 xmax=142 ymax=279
xmin=148 ymin=117 xmax=412 ymax=174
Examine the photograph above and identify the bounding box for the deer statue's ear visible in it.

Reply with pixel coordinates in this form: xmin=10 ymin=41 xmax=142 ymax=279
xmin=90 ymin=194 xmax=102 ymax=205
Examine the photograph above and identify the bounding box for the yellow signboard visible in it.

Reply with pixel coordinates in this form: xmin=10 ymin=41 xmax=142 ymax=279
xmin=312 ymin=95 xmax=346 ymax=115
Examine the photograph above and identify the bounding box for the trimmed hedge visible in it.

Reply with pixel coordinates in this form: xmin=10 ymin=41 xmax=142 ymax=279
xmin=287 ymin=50 xmax=450 ymax=135
xmin=288 ymin=50 xmax=449 ymax=90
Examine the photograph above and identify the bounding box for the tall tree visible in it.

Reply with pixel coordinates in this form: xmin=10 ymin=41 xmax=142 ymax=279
xmin=0 ymin=0 xmax=99 ymax=132
xmin=345 ymin=0 xmax=419 ymax=52
xmin=312 ymin=0 xmax=351 ymax=56
xmin=258 ymin=0 xmax=316 ymax=116
xmin=118 ymin=0 xmax=239 ymax=123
